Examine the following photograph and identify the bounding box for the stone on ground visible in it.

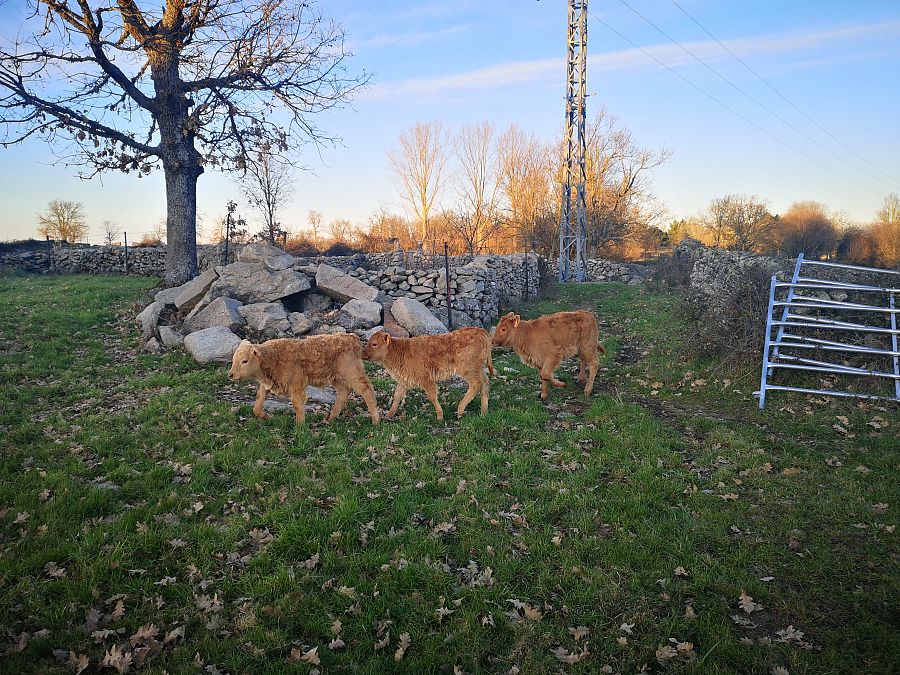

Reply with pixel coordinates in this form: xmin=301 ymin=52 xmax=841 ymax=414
xmin=288 ymin=311 xmax=319 ymax=336
xmin=337 ymin=298 xmax=382 ymax=330
xmin=391 ymin=297 xmax=448 ymax=336
xmin=159 ymin=325 xmax=184 ymax=348
xmin=184 ymin=326 xmax=242 ymax=364
xmin=239 ymin=302 xmax=290 ymax=336
xmin=208 ymin=262 xmax=311 ymax=304
xmin=183 ymin=296 xmax=244 ymax=334
xmin=315 ymin=264 xmax=379 ymax=302
xmin=136 ymin=301 xmax=164 ymax=340
xmin=173 ymin=269 xmax=218 ymax=312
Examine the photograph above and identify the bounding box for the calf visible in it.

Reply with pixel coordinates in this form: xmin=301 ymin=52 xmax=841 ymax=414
xmin=228 ymin=334 xmax=379 ymax=425
xmin=362 ymin=327 xmax=494 ymax=421
xmin=491 ymin=310 xmax=603 ymax=400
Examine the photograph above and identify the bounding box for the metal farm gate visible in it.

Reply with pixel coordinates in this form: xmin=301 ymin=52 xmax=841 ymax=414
xmin=758 ymin=254 xmax=900 ymax=408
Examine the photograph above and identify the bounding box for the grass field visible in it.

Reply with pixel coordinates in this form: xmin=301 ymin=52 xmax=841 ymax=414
xmin=0 ymin=274 xmax=897 ymax=674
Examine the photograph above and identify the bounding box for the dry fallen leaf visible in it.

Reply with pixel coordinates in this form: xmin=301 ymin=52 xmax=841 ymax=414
xmin=374 ymin=632 xmax=390 ymax=651
xmin=674 ymin=566 xmax=689 ymax=578
xmin=619 ymin=622 xmax=634 ymax=634
xmin=569 ymin=626 xmax=590 ymax=641
xmin=552 ymin=645 xmax=590 ymax=664
xmin=300 ymin=647 xmax=320 ymax=666
xmin=328 ymin=638 xmax=345 ymax=651
xmin=394 ymin=632 xmax=411 ymax=662
xmin=738 ymin=590 xmax=762 ymax=614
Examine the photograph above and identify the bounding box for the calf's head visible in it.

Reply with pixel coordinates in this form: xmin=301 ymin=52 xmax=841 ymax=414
xmin=491 ymin=312 xmax=520 ymax=346
xmin=362 ymin=331 xmax=391 ymax=362
xmin=228 ymin=340 xmax=262 ymax=381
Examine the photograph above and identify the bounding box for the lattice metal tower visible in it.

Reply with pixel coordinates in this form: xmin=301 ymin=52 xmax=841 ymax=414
xmin=558 ymin=0 xmax=589 ymax=283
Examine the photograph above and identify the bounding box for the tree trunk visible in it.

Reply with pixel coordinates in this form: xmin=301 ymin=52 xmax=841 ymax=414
xmin=151 ymin=50 xmax=204 ymax=285
xmin=164 ymin=164 xmax=201 ymax=284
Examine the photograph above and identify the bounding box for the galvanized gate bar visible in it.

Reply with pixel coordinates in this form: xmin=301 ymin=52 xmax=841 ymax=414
xmin=758 ymin=257 xmax=900 ymax=408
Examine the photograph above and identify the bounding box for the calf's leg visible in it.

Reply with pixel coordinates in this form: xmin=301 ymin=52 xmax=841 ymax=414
xmin=479 ymin=371 xmax=490 ymax=416
xmin=290 ymin=385 xmax=308 ymax=424
xmin=423 ymin=381 xmax=444 ymax=421
xmin=386 ymin=383 xmax=408 ymax=419
xmin=327 ymin=383 xmax=350 ymax=423
xmin=252 ymin=384 xmax=270 ymax=419
xmin=350 ymin=377 xmax=380 ymax=425
xmin=456 ymin=376 xmax=480 ymax=418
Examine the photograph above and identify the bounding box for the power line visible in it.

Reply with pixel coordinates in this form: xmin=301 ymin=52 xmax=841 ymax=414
xmin=668 ymin=0 xmax=899 ymax=187
xmin=616 ymin=0 xmax=896 ymax=192
xmin=587 ymin=10 xmax=882 ymax=196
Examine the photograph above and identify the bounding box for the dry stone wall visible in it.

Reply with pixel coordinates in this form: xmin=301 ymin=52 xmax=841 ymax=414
xmin=0 ymin=244 xmax=229 ymax=276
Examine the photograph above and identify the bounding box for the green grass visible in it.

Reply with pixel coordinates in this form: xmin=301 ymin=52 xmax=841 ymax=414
xmin=0 ymin=275 xmax=897 ymax=674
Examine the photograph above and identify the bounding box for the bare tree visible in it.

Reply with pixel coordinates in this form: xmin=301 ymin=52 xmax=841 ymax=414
xmin=579 ymin=109 xmax=671 ymax=254
xmin=872 ymin=192 xmax=900 ymax=266
xmin=1 ymin=0 xmax=366 ymax=283
xmin=388 ymin=121 xmax=447 ymax=242
xmin=497 ymin=124 xmax=551 ymax=249
xmin=101 ymin=220 xmax=119 ymax=246
xmin=37 ymin=199 xmax=87 ymax=244
xmin=451 ymin=121 xmax=505 ymax=255
xmin=328 ymin=218 xmax=352 ymax=243
xmin=307 ymin=210 xmax=323 ymax=243
xmin=241 ymin=145 xmax=294 ymax=245
xmin=773 ymin=201 xmax=836 ymax=258
xmin=704 ymin=194 xmax=776 ymax=252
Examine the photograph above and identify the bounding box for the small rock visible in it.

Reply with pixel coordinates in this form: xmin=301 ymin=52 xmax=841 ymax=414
xmin=159 ymin=325 xmax=184 ymax=348
xmin=173 ymin=269 xmax=219 ymax=312
xmin=184 ymin=326 xmax=242 ymax=364
xmin=183 ymin=296 xmax=244 ymax=334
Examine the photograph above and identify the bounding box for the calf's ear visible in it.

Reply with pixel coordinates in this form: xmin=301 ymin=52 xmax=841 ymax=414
xmin=250 ymin=345 xmax=260 ymax=359
xmin=512 ymin=315 xmax=521 ymax=328
xmin=383 ymin=333 xmax=392 ymax=345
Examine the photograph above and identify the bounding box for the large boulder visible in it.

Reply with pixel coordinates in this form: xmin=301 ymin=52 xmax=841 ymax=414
xmin=184 ymin=296 xmax=244 ymax=334
xmin=184 ymin=326 xmax=242 ymax=364
xmin=136 ymin=301 xmax=164 ymax=340
xmin=237 ymin=242 xmax=296 ymax=271
xmin=382 ymin=308 xmax=410 ymax=338
xmin=431 ymin=307 xmax=480 ymax=328
xmin=173 ymin=269 xmax=218 ymax=312
xmin=159 ymin=325 xmax=184 ymax=349
xmin=337 ymin=299 xmax=382 ymax=330
xmin=153 ymin=286 xmax=181 ymax=306
xmin=207 ymin=262 xmax=311 ymax=304
xmin=301 ymin=291 xmax=333 ymax=314
xmin=288 ymin=311 xmax=320 ymax=336
xmin=315 ymin=264 xmax=379 ymax=303
xmin=391 ymin=297 xmax=448 ymax=336
xmin=239 ymin=302 xmax=290 ymax=336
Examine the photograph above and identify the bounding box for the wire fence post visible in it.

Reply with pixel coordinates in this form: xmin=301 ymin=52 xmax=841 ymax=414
xmin=444 ymin=241 xmax=453 ymax=330
xmin=45 ymin=235 xmax=52 ymax=272
xmin=123 ymin=232 xmax=129 ymax=275
xmin=223 ymin=216 xmax=230 ymax=265
xmin=282 ymin=231 xmax=287 ymax=252
xmin=523 ymin=251 xmax=529 ymax=300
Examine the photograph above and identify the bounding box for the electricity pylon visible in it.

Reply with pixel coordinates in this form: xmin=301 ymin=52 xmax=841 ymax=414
xmin=558 ymin=0 xmax=588 ymax=282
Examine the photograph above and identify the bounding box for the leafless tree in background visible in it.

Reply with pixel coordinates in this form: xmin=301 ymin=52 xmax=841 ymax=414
xmin=37 ymin=199 xmax=87 ymax=244
xmin=452 ymin=122 xmax=504 ymax=255
xmin=704 ymin=194 xmax=776 ymax=252
xmin=497 ymin=124 xmax=551 ymax=250
xmin=101 ymin=220 xmax=119 ymax=246
xmin=0 ymin=0 xmax=366 ymax=283
xmin=773 ymin=201 xmax=836 ymax=258
xmin=579 ymin=109 xmax=671 ymax=254
xmin=388 ymin=122 xmax=447 ymax=242
xmin=872 ymin=192 xmax=900 ymax=266
xmin=241 ymin=146 xmax=294 ymax=245
xmin=307 ymin=210 xmax=323 ymax=243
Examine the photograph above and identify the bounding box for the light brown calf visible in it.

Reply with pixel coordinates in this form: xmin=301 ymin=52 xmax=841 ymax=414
xmin=228 ymin=334 xmax=379 ymax=425
xmin=492 ymin=310 xmax=604 ymax=400
xmin=362 ymin=327 xmax=494 ymax=421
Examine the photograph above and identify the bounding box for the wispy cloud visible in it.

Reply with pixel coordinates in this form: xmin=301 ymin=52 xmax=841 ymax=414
xmin=349 ymin=24 xmax=473 ymax=51
xmin=363 ymin=20 xmax=900 ymax=101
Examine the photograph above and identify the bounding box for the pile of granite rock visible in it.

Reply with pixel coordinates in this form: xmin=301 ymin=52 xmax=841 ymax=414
xmin=136 ymin=243 xmax=447 ymax=364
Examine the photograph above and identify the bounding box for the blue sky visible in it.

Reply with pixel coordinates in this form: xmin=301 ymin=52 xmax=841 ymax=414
xmin=1 ymin=0 xmax=898 ymax=242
